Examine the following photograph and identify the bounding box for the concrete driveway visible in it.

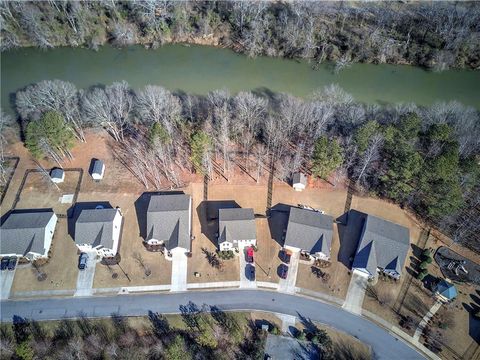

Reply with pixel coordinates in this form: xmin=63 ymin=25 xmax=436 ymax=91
xmin=74 ymin=252 xmax=97 ymax=297
xmin=0 ymin=261 xmax=17 ymax=300
xmin=239 ymin=247 xmax=257 ymax=289
xmin=343 ymin=269 xmax=369 ymax=314
xmin=278 ymin=251 xmax=299 ymax=294
xmin=170 ymin=249 xmax=187 ymax=292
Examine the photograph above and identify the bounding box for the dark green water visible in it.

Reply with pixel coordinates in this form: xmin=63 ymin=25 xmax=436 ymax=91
xmin=1 ymin=44 xmax=479 ymax=114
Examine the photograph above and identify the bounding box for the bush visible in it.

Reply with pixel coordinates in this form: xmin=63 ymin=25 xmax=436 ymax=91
xmin=270 ymin=325 xmax=280 ymax=335
xmin=424 ymin=256 xmax=433 ymax=264
xmin=422 ymin=248 xmax=432 ymax=257
xmin=417 ymin=270 xmax=428 ymax=280
xmin=419 ymin=261 xmax=429 ymax=270
xmin=15 ymin=339 xmax=34 ymax=360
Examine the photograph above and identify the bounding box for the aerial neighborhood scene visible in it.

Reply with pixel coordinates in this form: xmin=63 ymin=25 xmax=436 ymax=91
xmin=1 ymin=1 xmax=480 ymax=359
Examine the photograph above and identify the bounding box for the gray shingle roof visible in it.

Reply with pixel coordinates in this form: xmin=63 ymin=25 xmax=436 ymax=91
xmin=352 ymin=213 xmax=410 ymax=275
xmin=146 ymin=194 xmax=191 ymax=251
xmin=292 ymin=172 xmax=307 ymax=185
xmin=0 ymin=210 xmax=55 ymax=256
xmin=74 ymin=208 xmax=118 ymax=249
xmin=284 ymin=207 xmax=333 ymax=257
xmin=218 ymin=208 xmax=256 ymax=244
xmin=92 ymin=160 xmax=104 ymax=175
xmin=50 ymin=168 xmax=64 ymax=179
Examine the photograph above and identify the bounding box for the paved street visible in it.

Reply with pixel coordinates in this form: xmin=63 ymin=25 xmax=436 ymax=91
xmin=170 ymin=250 xmax=187 ymax=292
xmin=278 ymin=251 xmax=299 ymax=293
xmin=343 ymin=269 xmax=369 ymax=314
xmin=74 ymin=252 xmax=97 ymax=297
xmin=0 ymin=289 xmax=423 ymax=360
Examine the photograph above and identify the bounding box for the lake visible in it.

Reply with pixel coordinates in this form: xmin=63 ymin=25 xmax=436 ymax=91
xmin=2 ymin=44 xmax=479 ymax=115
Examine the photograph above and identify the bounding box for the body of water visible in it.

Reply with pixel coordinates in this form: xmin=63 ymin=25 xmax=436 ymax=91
xmin=2 ymin=44 xmax=479 ymax=114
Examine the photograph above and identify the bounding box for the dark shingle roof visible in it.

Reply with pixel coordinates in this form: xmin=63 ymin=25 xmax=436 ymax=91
xmin=0 ymin=210 xmax=55 ymax=256
xmin=74 ymin=208 xmax=118 ymax=249
xmin=352 ymin=213 xmax=410 ymax=275
xmin=50 ymin=168 xmax=64 ymax=179
xmin=218 ymin=208 xmax=256 ymax=244
xmin=92 ymin=160 xmax=104 ymax=175
xmin=284 ymin=207 xmax=333 ymax=257
xmin=146 ymin=194 xmax=191 ymax=251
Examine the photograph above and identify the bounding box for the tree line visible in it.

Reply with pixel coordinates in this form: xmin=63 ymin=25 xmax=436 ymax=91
xmin=1 ymin=1 xmax=479 ymax=70
xmin=13 ymin=79 xmax=480 ymax=253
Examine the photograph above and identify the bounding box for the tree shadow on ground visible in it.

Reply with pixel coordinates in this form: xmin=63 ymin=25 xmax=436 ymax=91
xmin=196 ymin=200 xmax=240 ymax=247
xmin=134 ymin=191 xmax=186 ymax=240
xmin=336 ymin=210 xmax=365 ymax=269
xmin=66 ymin=201 xmax=112 ymax=240
xmin=267 ymin=203 xmax=291 ymax=247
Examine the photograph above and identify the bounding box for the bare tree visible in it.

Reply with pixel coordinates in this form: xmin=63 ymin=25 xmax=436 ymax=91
xmin=354 ymin=134 xmax=384 ymax=186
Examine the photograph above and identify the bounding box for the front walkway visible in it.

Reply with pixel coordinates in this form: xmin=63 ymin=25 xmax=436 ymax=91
xmin=343 ymin=269 xmax=368 ymax=314
xmin=278 ymin=251 xmax=300 ymax=294
xmin=74 ymin=251 xmax=97 ymax=297
xmin=170 ymin=250 xmax=188 ymax=292
xmin=413 ymin=300 xmax=443 ymax=340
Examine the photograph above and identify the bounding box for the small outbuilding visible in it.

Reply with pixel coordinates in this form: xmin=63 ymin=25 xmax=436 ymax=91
xmin=292 ymin=172 xmax=307 ymax=191
xmin=50 ymin=168 xmax=65 ymax=183
xmin=434 ymin=279 xmax=458 ymax=303
xmin=90 ymin=159 xmax=105 ymax=181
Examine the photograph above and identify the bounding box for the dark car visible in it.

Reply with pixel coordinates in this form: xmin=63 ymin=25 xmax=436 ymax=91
xmin=280 ymin=250 xmax=291 ymax=264
xmin=0 ymin=257 xmax=9 ymax=270
xmin=246 ymin=246 xmax=254 ymax=263
xmin=7 ymin=257 xmax=17 ymax=271
xmin=78 ymin=253 xmax=88 ymax=270
xmin=246 ymin=264 xmax=256 ymax=281
xmin=279 ymin=264 xmax=288 ymax=279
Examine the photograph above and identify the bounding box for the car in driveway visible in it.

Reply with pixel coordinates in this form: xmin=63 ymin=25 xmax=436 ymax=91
xmin=280 ymin=250 xmax=291 ymax=264
xmin=279 ymin=264 xmax=289 ymax=279
xmin=1 ymin=257 xmax=10 ymax=271
xmin=78 ymin=253 xmax=88 ymax=270
xmin=246 ymin=264 xmax=255 ymax=281
xmin=7 ymin=257 xmax=17 ymax=271
xmin=246 ymin=246 xmax=254 ymax=263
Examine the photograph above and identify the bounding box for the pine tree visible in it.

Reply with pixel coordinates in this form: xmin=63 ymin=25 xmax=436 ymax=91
xmin=311 ymin=136 xmax=343 ymax=180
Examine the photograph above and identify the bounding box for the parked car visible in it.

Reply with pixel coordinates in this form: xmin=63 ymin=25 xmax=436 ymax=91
xmin=0 ymin=257 xmax=10 ymax=270
xmin=246 ymin=246 xmax=254 ymax=263
xmin=279 ymin=264 xmax=289 ymax=279
xmin=246 ymin=264 xmax=256 ymax=281
xmin=280 ymin=250 xmax=291 ymax=264
xmin=78 ymin=253 xmax=88 ymax=270
xmin=7 ymin=257 xmax=17 ymax=271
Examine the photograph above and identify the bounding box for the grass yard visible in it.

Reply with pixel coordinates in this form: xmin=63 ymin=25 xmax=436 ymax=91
xmin=296 ymin=224 xmax=350 ymax=299
xmin=10 ymin=218 xmax=79 ymax=294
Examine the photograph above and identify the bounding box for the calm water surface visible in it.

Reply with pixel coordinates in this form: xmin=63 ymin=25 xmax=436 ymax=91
xmin=1 ymin=44 xmax=479 ymax=114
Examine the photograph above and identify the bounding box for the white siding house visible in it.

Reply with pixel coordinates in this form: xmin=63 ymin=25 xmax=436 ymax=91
xmin=218 ymin=208 xmax=256 ymax=251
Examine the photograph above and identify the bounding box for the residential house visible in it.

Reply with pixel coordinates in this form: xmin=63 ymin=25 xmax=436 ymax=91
xmin=146 ymin=194 xmax=192 ymax=253
xmin=217 ymin=208 xmax=256 ymax=251
xmin=74 ymin=207 xmax=123 ymax=257
xmin=90 ymin=159 xmax=105 ymax=180
xmin=351 ymin=212 xmax=409 ymax=279
xmin=284 ymin=207 xmax=333 ymax=260
xmin=0 ymin=209 xmax=57 ymax=260
xmin=292 ymin=172 xmax=307 ymax=191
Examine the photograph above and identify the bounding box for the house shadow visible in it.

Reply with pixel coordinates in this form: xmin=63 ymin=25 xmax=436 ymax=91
xmin=267 ymin=203 xmax=291 ymax=247
xmin=66 ymin=202 xmax=113 ymax=239
xmin=134 ymin=191 xmax=186 ymax=240
xmin=336 ymin=210 xmax=365 ymax=269
xmin=463 ymin=293 xmax=480 ymax=344
xmin=1 ymin=208 xmax=55 ymax=226
xmin=196 ymin=200 xmax=240 ymax=247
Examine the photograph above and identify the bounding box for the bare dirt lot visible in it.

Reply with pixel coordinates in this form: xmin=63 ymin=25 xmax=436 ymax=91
xmin=11 ymin=218 xmax=79 ymax=294
xmin=13 ymin=170 xmax=81 ymax=215
xmin=296 ymin=224 xmax=350 ymax=299
xmin=255 ymin=218 xmax=283 ymax=283
xmin=188 ymin=183 xmax=239 ymax=283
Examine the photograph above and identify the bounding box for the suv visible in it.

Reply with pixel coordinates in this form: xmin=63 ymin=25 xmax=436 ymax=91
xmin=7 ymin=257 xmax=17 ymax=271
xmin=0 ymin=257 xmax=9 ymax=270
xmin=279 ymin=264 xmax=289 ymax=279
xmin=280 ymin=250 xmax=291 ymax=264
xmin=78 ymin=253 xmax=88 ymax=270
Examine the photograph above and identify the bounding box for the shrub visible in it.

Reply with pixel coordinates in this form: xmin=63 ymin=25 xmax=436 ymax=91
xmin=419 ymin=261 xmax=429 ymax=270
xmin=417 ymin=270 xmax=428 ymax=280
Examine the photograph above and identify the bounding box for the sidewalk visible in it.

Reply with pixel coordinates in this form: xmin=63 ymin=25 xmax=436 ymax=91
xmin=413 ymin=300 xmax=442 ymax=341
